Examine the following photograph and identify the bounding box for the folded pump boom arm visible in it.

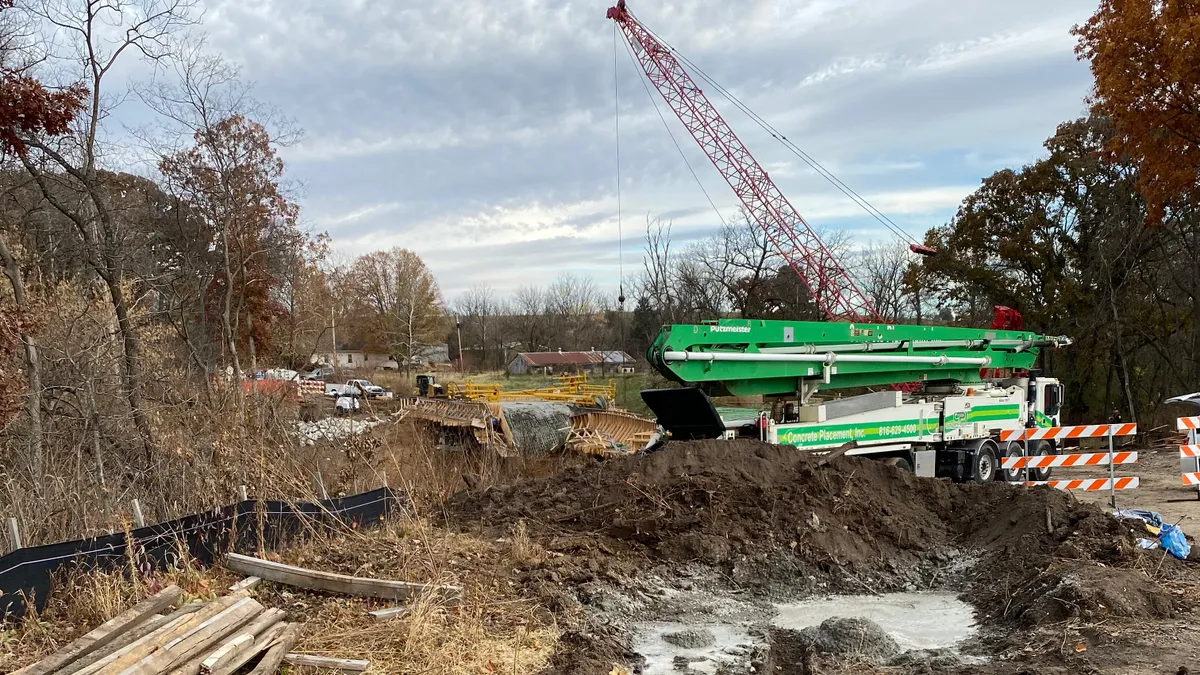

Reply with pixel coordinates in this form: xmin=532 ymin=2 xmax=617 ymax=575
xmin=648 ymin=319 xmax=1072 ymax=398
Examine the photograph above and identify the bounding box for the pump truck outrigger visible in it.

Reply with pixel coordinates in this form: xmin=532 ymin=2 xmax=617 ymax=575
xmin=641 ymin=316 xmax=1072 ymax=484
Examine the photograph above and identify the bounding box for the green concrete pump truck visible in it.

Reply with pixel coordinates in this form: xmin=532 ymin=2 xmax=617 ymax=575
xmin=641 ymin=318 xmax=1072 ymax=484
xmin=609 ymin=0 xmax=1073 ymax=483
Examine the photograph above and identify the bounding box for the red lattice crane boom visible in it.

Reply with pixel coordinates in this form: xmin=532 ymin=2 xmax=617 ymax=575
xmin=607 ymin=0 xmax=883 ymax=323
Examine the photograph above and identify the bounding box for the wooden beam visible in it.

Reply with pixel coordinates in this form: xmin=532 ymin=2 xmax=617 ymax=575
xmin=225 ymin=553 xmax=461 ymax=604
xmin=107 ymin=596 xmax=263 ymax=675
xmin=12 ymin=586 xmax=183 ymax=675
xmin=85 ymin=593 xmax=249 ymax=675
xmin=245 ymin=624 xmax=302 ymax=675
xmin=367 ymin=606 xmax=407 ymax=623
xmin=283 ymin=654 xmax=369 ymax=673
xmin=228 ymin=576 xmax=262 ymax=593
xmin=208 ymin=621 xmax=288 ymax=675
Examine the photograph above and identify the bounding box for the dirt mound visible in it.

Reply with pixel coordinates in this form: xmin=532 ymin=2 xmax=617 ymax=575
xmin=795 ymin=617 xmax=900 ymax=662
xmin=447 ymin=439 xmax=1183 ymax=627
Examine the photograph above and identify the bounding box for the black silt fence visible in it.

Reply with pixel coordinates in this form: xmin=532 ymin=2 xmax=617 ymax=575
xmin=0 ymin=487 xmax=402 ymax=618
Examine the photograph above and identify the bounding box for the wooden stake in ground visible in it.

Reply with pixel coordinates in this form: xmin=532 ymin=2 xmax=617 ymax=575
xmin=12 ymin=585 xmax=182 ymax=675
xmin=225 ymin=553 xmax=461 ymax=604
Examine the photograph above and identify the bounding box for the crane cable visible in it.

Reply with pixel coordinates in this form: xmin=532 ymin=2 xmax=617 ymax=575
xmin=612 ymin=24 xmax=626 ymax=306
xmin=635 ymin=18 xmax=925 ymax=248
xmin=620 ymin=34 xmax=729 ymax=228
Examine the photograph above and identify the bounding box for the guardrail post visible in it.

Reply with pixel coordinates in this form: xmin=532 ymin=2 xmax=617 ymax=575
xmin=6 ymin=517 xmax=21 ymax=552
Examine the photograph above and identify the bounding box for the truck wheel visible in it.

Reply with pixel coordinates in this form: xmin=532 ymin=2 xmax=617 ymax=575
xmin=1033 ymin=441 xmax=1054 ymax=482
xmin=884 ymin=457 xmax=913 ymax=473
xmin=1001 ymin=441 xmax=1025 ymax=483
xmin=972 ymin=442 xmax=998 ymax=484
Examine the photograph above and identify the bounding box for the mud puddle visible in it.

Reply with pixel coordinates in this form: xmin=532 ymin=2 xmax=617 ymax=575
xmin=632 ymin=622 xmax=761 ymax=674
xmin=772 ymin=592 xmax=976 ymax=652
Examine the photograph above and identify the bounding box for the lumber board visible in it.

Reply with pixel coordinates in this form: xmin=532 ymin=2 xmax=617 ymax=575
xmin=225 ymin=552 xmax=461 ymax=603
xmin=111 ymin=596 xmax=263 ymax=675
xmin=228 ymin=576 xmax=262 ymax=592
xmin=245 ymin=623 xmax=302 ymax=675
xmin=64 ymin=602 xmax=208 ymax=675
xmin=74 ymin=612 xmax=198 ymax=675
xmin=11 ymin=585 xmax=183 ymax=675
xmin=57 ymin=613 xmax=168 ymax=675
xmin=368 ymin=606 xmax=407 ymax=622
xmin=90 ymin=594 xmax=252 ymax=675
xmin=283 ymin=654 xmax=370 ymax=673
xmin=198 ymin=609 xmax=284 ymax=675
xmin=208 ymin=622 xmax=288 ymax=675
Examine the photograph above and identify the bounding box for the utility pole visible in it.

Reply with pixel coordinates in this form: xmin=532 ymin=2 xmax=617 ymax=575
xmin=455 ymin=316 xmax=464 ymax=372
xmin=330 ymin=305 xmax=338 ymax=375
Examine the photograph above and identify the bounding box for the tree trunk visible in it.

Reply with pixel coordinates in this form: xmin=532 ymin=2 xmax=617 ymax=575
xmin=0 ymin=233 xmax=44 ymax=482
xmin=104 ymin=273 xmax=156 ymax=462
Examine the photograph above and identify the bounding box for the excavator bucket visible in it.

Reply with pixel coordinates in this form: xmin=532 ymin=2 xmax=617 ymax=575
xmin=641 ymin=387 xmax=726 ymax=440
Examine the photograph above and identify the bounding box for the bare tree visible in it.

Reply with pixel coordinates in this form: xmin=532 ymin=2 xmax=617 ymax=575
xmin=858 ymin=239 xmax=914 ymax=322
xmin=14 ymin=0 xmax=199 ymax=460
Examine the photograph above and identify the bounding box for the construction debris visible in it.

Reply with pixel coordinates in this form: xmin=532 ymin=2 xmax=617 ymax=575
xmin=295 ymin=417 xmax=384 ymax=446
xmin=12 ymin=586 xmax=184 ymax=675
xmin=282 ymin=654 xmax=369 ymax=673
xmin=12 ymin=586 xmax=317 ymax=675
xmin=225 ymin=553 xmax=462 ymax=604
xmin=566 ymin=410 xmax=659 ymax=455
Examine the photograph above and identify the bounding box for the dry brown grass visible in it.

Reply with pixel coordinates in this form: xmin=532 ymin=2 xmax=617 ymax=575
xmin=3 ymin=510 xmax=562 ymax=675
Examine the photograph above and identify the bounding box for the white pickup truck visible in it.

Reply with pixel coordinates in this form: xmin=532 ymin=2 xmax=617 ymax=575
xmin=324 ymin=379 xmax=392 ymax=400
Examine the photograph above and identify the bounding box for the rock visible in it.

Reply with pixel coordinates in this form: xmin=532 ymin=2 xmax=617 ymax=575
xmin=663 ymin=628 xmax=717 ymax=649
xmin=796 ymin=617 xmax=900 ymax=664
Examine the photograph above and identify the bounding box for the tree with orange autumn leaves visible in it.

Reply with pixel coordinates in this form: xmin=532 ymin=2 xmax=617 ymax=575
xmin=1074 ymin=0 xmax=1200 ymax=224
xmin=158 ymin=115 xmax=300 ymax=380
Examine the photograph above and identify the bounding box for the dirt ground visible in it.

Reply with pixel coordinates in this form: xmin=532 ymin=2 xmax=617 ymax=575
xmin=9 ymin=428 xmax=1200 ymax=675
xmin=1072 ymin=447 xmax=1200 ymax=524
xmin=442 ymin=439 xmax=1200 ymax=674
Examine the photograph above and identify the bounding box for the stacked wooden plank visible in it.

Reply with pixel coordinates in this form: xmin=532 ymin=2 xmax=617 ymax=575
xmin=14 ymin=586 xmax=303 ymax=675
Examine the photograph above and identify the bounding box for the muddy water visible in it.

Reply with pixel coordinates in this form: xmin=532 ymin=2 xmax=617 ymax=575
xmin=628 ymin=591 xmax=977 ymax=673
xmin=631 ymin=622 xmax=758 ymax=675
xmin=772 ymin=592 xmax=976 ymax=652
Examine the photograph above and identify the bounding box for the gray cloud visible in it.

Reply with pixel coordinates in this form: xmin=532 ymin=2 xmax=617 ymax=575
xmin=199 ymin=0 xmax=1098 ymax=299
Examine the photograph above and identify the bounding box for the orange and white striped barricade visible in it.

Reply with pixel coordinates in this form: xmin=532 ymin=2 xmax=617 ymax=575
xmin=1179 ymin=416 xmax=1200 ymax=499
xmin=1000 ymin=424 xmax=1138 ymax=507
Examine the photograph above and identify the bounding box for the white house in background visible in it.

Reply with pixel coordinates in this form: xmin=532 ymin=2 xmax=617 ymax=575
xmin=311 ymin=343 xmax=451 ymax=371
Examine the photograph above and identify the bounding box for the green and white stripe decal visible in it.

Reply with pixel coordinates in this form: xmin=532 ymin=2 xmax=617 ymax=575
xmin=777 ymin=418 xmax=941 ymax=448
xmin=966 ymin=404 xmax=1021 ymax=422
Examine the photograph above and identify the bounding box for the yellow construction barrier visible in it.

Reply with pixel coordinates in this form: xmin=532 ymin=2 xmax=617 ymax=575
xmin=457 ymin=373 xmax=617 ymax=407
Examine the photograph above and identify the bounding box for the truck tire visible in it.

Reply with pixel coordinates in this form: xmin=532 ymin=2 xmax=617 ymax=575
xmin=1033 ymin=441 xmax=1054 ymax=482
xmin=972 ymin=442 xmax=998 ymax=484
xmin=884 ymin=457 xmax=913 ymax=473
xmin=1001 ymin=441 xmax=1025 ymax=483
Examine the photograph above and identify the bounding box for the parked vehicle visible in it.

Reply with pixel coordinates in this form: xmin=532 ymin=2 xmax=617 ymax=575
xmin=302 ymin=365 xmax=333 ymax=380
xmin=325 ymin=379 xmax=392 ymax=400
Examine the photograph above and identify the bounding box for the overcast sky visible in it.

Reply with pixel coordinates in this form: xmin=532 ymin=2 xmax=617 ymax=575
xmin=200 ymin=0 xmax=1098 ymax=302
